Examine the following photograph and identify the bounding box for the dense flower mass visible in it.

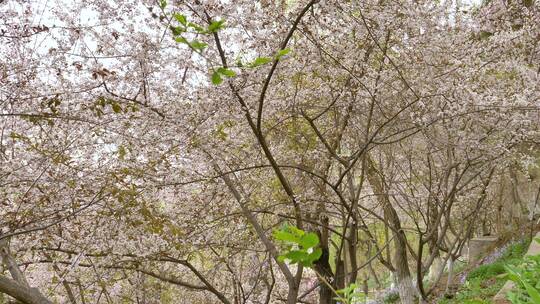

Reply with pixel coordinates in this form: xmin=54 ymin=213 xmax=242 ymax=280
xmin=0 ymin=0 xmax=539 ymax=303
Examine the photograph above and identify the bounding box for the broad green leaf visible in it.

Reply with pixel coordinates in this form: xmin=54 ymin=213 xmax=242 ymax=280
xmin=175 ymin=36 xmax=188 ymax=44
xmin=276 ymin=48 xmax=291 ymax=59
xmin=273 ymin=224 xmax=322 ymax=268
xmin=284 ymin=250 xmax=308 ymax=262
xmin=299 ymin=232 xmax=319 ymax=249
xmin=217 ymin=67 xmax=236 ymax=77
xmin=336 ymin=283 xmax=357 ymax=295
xmin=273 ymin=230 xmax=299 ymax=243
xmin=173 ymin=13 xmax=187 ymax=25
xmin=211 ymin=71 xmax=223 ymax=85
xmin=249 ymin=57 xmax=272 ymax=68
xmin=285 ymin=225 xmax=305 ymax=237
xmin=208 ymin=20 xmax=226 ymax=32
xmin=304 ymin=247 xmax=322 ymax=265
xmin=190 ymin=40 xmax=208 ymax=50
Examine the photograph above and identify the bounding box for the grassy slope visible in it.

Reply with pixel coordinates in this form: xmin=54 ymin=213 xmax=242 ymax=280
xmin=438 ymin=239 xmax=530 ymax=304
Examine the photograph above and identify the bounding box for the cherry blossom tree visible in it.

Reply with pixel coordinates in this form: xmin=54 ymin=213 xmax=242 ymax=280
xmin=1 ymin=0 xmax=539 ymax=303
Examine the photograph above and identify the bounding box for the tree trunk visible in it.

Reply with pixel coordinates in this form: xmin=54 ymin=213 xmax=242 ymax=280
xmin=362 ymin=277 xmax=369 ymax=302
xmin=426 ymin=192 xmax=441 ymax=286
xmin=427 ymin=256 xmax=443 ymax=285
xmin=396 ymin=275 xmax=415 ymax=304
xmin=366 ymin=155 xmax=416 ymax=304
xmin=319 ymin=284 xmax=333 ymax=304
xmin=393 ymin=232 xmax=416 ymax=304
xmin=347 ymin=221 xmax=359 ymax=285
xmin=287 ymin=284 xmax=299 ymax=304
xmin=315 ymin=216 xmax=335 ymax=304
xmin=444 ymin=258 xmax=455 ymax=295
xmin=316 ymin=245 xmax=334 ymax=304
xmin=335 ymin=259 xmax=345 ymax=291
xmin=368 ymin=262 xmax=382 ymax=289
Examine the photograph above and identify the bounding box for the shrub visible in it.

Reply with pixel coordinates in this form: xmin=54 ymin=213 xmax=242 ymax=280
xmin=505 ymin=238 xmax=540 ymax=304
xmin=467 ymin=262 xmax=506 ymax=280
xmin=501 ymin=240 xmax=529 ymax=260
xmin=382 ymin=291 xmax=400 ymax=304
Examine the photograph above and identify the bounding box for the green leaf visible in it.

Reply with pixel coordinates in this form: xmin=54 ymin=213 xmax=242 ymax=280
xmin=505 ymin=263 xmax=540 ymax=304
xmin=276 ymin=48 xmax=291 ymax=59
xmin=299 ymin=232 xmax=319 ymax=249
xmin=284 ymin=250 xmax=308 ymax=263
xmin=273 ymin=230 xmax=299 ymax=243
xmin=285 ymin=224 xmax=304 ymax=237
xmin=175 ymin=36 xmax=188 ymax=44
xmin=505 ymin=265 xmax=521 ymax=282
xmin=170 ymin=26 xmax=185 ymax=36
xmin=217 ymin=67 xmax=236 ymax=78
xmin=304 ymin=247 xmax=322 ymax=265
xmin=273 ymin=224 xmax=322 ymax=268
xmin=211 ymin=71 xmax=223 ymax=85
xmin=190 ymin=40 xmax=208 ymax=50
xmin=159 ymin=0 xmax=167 ymax=9
xmin=336 ymin=283 xmax=357 ymax=296
xmin=111 ymin=103 xmax=122 ymax=113
xmin=173 ymin=13 xmax=187 ymax=25
xmin=522 ymin=280 xmax=540 ymax=304
xmin=249 ymin=57 xmax=272 ymax=68
xmin=188 ymin=22 xmax=207 ymax=33
xmin=208 ymin=20 xmax=226 ymax=32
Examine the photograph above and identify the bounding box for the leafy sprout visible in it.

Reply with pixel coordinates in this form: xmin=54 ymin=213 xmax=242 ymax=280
xmin=272 ymin=223 xmax=322 ymax=267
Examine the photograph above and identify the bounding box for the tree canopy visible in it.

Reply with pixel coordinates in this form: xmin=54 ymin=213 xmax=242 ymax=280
xmin=0 ymin=0 xmax=539 ymax=303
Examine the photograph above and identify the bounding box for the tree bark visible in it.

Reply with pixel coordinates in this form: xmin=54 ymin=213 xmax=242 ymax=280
xmin=393 ymin=231 xmax=415 ymax=304
xmin=0 ymin=238 xmax=52 ymax=304
xmin=395 ymin=274 xmax=415 ymax=304
xmin=0 ymin=276 xmax=52 ymax=304
xmin=444 ymin=258 xmax=455 ymax=295
xmin=347 ymin=221 xmax=359 ymax=285
xmin=427 ymin=256 xmax=443 ymax=285
xmin=366 ymin=155 xmax=416 ymax=304
xmin=315 ymin=217 xmax=335 ymax=304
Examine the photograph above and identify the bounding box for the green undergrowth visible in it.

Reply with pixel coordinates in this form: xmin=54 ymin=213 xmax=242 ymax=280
xmin=439 ymin=239 xmax=530 ymax=304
